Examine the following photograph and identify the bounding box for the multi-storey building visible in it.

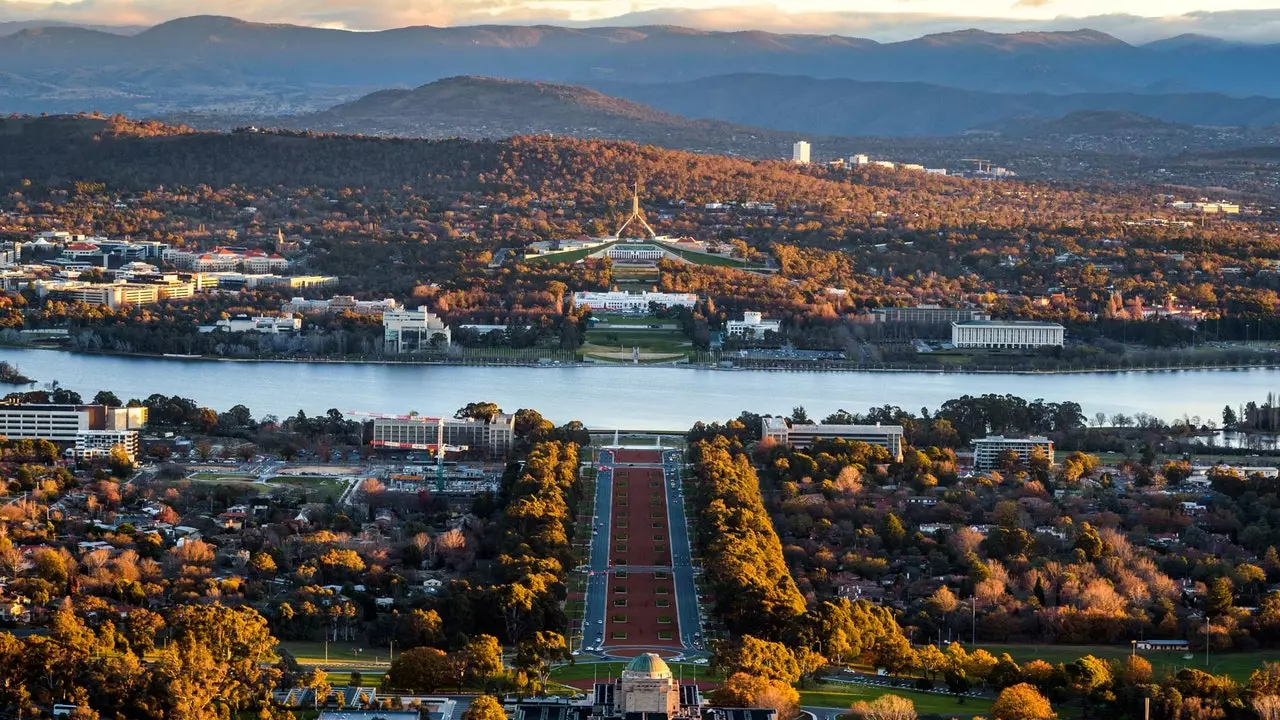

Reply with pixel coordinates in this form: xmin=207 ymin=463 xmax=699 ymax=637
xmin=873 ymin=305 xmax=990 ymax=325
xmin=951 ymin=321 xmax=1065 ymax=349
xmin=726 ymin=311 xmax=781 ymax=338
xmin=382 ymin=307 xmax=451 ymax=353
xmin=972 ymin=435 xmax=1054 ymax=470
xmin=73 ymin=429 xmax=140 ymax=461
xmin=572 ymin=290 xmax=698 ymax=313
xmin=371 ymin=413 xmax=516 ymax=457
xmin=0 ymin=404 xmax=147 ymax=444
xmin=762 ymin=417 xmax=904 ymax=461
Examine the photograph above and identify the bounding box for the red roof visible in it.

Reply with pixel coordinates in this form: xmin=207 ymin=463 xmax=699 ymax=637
xmin=65 ymin=242 xmax=99 ymax=251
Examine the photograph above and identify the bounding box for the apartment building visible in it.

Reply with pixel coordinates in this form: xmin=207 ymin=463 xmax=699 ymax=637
xmin=972 ymin=435 xmax=1054 ymax=470
xmin=371 ymin=414 xmax=516 ymax=457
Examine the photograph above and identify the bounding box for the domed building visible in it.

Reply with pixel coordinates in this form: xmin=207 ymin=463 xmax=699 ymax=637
xmin=617 ymin=654 xmax=680 ymax=716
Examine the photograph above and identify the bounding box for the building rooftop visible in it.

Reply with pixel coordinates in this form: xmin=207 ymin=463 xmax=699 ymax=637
xmin=623 ymin=653 xmax=672 ymax=679
xmin=952 ymin=320 xmax=1064 ymax=327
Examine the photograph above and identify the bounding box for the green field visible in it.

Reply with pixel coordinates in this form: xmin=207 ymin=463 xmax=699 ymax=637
xmin=978 ymin=643 xmax=1280 ymax=681
xmin=583 ymin=329 xmax=690 ymax=354
xmin=281 ymin=640 xmax=392 ymax=666
xmin=188 ymin=472 xmax=255 ymax=483
xmin=661 ymin=245 xmax=758 ymax=269
xmin=799 ymin=682 xmax=991 ymax=716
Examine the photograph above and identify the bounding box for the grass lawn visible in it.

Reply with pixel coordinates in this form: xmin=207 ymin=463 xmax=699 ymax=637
xmin=281 ymin=640 xmax=391 ymax=666
xmin=187 ymin=472 xmax=255 ymax=483
xmin=525 ymin=244 xmax=610 ymax=264
xmin=799 ymin=683 xmax=991 ymax=716
xmin=324 ymin=670 xmax=386 ymax=686
xmin=660 ymin=245 xmax=758 ymax=269
xmin=978 ymin=643 xmax=1280 ymax=681
xmin=584 ymin=328 xmax=690 ymax=353
xmin=268 ymin=477 xmax=348 ymax=502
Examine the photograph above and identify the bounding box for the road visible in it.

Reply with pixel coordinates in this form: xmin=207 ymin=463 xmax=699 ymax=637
xmin=579 ymin=448 xmax=614 ymax=654
xmin=663 ymin=448 xmax=704 ymax=653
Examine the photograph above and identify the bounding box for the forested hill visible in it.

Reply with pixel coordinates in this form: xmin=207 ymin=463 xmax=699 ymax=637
xmin=0 ymin=115 xmax=1147 ymax=230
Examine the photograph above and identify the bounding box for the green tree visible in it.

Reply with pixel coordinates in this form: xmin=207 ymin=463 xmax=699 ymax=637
xmin=384 ymin=646 xmax=449 ymax=692
xmin=881 ymin=512 xmax=907 ymax=550
xmin=515 ymin=631 xmax=569 ymax=694
xmin=1207 ymin=577 xmax=1234 ymax=618
xmin=465 ymin=634 xmax=504 ymax=689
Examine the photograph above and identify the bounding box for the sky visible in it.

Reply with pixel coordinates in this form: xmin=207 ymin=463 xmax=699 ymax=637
xmin=4 ymin=0 xmax=1280 ymax=43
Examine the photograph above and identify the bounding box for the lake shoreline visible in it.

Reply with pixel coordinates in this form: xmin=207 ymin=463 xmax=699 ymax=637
xmin=9 ymin=344 xmax=1280 ymax=377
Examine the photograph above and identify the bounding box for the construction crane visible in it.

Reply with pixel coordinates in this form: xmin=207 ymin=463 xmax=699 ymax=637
xmin=347 ymin=411 xmax=468 ymax=492
xmin=961 ymin=158 xmax=992 ymax=174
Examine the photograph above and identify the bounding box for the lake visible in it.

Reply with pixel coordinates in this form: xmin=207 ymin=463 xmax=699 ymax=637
xmin=5 ymin=348 xmax=1279 ymax=429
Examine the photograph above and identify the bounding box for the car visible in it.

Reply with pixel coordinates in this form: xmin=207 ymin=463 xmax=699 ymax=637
xmin=596 ymin=619 xmax=602 ymax=625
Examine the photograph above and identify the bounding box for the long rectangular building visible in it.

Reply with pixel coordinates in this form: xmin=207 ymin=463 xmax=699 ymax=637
xmin=0 ymin=404 xmax=147 ymax=444
xmin=951 ymin=320 xmax=1064 ymax=349
xmin=762 ymin=417 xmax=904 ymax=461
xmin=972 ymin=435 xmax=1054 ymax=470
xmin=572 ymin=290 xmax=698 ymax=314
xmin=873 ymin=305 xmax=989 ymax=325
xmin=372 ymin=414 xmax=516 ymax=458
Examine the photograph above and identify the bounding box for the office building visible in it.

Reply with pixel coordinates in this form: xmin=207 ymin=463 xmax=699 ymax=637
xmin=371 ymin=413 xmax=516 ymax=457
xmin=973 ymin=435 xmax=1054 ymax=470
xmin=214 ymin=315 xmax=302 ymax=334
xmin=792 ymin=141 xmax=811 ymax=165
xmin=382 ymin=307 xmax=451 ymax=353
xmin=726 ymin=311 xmax=781 ymax=338
xmin=874 ymin=305 xmax=990 ymax=325
xmin=0 ymin=403 xmax=147 ymax=444
xmin=952 ymin=320 xmax=1064 ymax=349
xmin=284 ymin=296 xmax=401 ymax=315
xmin=762 ymin=417 xmax=904 ymax=461
xmin=850 ymin=154 xmax=869 ymax=166
xmin=572 ymin=290 xmax=698 ymax=314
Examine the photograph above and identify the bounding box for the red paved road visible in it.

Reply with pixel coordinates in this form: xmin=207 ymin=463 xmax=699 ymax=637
xmin=605 ymin=449 xmax=680 ymax=649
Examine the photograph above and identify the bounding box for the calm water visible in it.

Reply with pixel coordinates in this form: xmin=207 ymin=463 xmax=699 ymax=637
xmin=6 ymin=348 xmax=1280 ymax=429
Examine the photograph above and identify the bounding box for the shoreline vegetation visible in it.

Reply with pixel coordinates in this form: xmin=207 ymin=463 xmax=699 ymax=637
xmin=0 ymin=360 xmax=33 ymax=385
xmin=9 ymin=343 xmax=1280 ymax=376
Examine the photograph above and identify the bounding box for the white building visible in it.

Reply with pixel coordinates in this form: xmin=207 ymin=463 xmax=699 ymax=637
xmin=383 ymin=307 xmax=451 ymax=353
xmin=0 ymin=404 xmax=146 ymax=444
xmin=726 ymin=311 xmax=781 ymax=338
xmin=605 ymin=243 xmax=666 ymax=261
xmin=762 ymin=417 xmax=904 ymax=461
xmin=850 ymin=154 xmax=869 ymax=166
xmin=951 ymin=321 xmax=1065 ymax=349
xmin=73 ymin=430 xmax=139 ymax=461
xmin=792 ymin=141 xmax=811 ymax=165
xmin=972 ymin=435 xmax=1054 ymax=470
xmin=284 ymin=296 xmax=401 ymax=315
xmin=215 ymin=315 xmax=302 ymax=334
xmin=572 ymin=290 xmax=698 ymax=314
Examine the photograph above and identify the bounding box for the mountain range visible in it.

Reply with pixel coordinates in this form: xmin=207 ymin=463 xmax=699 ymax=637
xmin=6 ymin=15 xmax=1280 ymax=118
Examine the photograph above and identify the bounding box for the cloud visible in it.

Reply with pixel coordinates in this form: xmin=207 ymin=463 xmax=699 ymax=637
xmin=1 ymin=0 xmax=1280 ymax=43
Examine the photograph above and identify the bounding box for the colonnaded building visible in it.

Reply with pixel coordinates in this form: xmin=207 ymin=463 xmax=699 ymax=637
xmin=950 ymin=320 xmax=1065 ymax=349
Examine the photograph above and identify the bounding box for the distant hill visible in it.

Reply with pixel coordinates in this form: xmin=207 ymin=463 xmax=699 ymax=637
xmin=4 ymin=15 xmax=1280 ymax=116
xmin=977 ymin=110 xmax=1194 ymax=136
xmin=276 ymin=76 xmax=799 ymax=156
xmin=589 ymin=74 xmax=1280 ymax=135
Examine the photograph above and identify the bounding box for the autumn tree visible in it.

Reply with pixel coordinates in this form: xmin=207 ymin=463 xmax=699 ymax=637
xmin=850 ymin=695 xmax=916 ymax=720
xmin=993 ymin=683 xmax=1055 ymax=720
xmin=464 ymin=695 xmax=507 ymax=720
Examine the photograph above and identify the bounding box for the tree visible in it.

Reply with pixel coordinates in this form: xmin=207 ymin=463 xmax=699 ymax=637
xmin=384 ymin=646 xmax=448 ymax=692
xmin=850 ymin=695 xmax=916 ymax=720
xmin=881 ymin=512 xmax=907 ymax=550
xmin=515 ymin=631 xmax=569 ymax=694
xmin=249 ymin=552 xmax=277 ymax=577
xmin=1223 ymin=405 xmax=1239 ymax=427
xmin=465 ymin=634 xmax=504 ymax=689
xmin=194 ymin=441 xmax=214 ymax=462
xmin=302 ymin=667 xmax=330 ymax=708
xmin=711 ymin=673 xmax=799 ymax=719
xmin=456 ymin=402 xmax=501 ymax=422
xmin=1207 ymin=577 xmax=1234 ymax=618
xmin=108 ymin=445 xmax=134 ymax=477
xmin=93 ymin=390 xmax=122 ymax=407
xmin=464 ymin=696 xmax=507 ymax=720
xmin=992 ymin=683 xmax=1055 ymax=720
xmin=715 ymin=636 xmax=801 ymax=683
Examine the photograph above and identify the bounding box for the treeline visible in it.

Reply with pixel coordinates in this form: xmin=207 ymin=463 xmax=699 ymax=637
xmin=690 ymin=435 xmax=806 ymax=639
xmin=0 ymin=600 xmax=284 ymax=720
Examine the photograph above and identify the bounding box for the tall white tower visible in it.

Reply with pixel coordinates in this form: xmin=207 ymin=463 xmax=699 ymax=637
xmin=792 ymin=140 xmax=811 ymax=165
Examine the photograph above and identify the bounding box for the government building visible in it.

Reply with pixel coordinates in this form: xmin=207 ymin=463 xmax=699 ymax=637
xmin=512 ymin=654 xmax=774 ymax=720
xmin=370 ymin=413 xmax=516 ymax=458
xmin=951 ymin=320 xmax=1065 ymax=349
